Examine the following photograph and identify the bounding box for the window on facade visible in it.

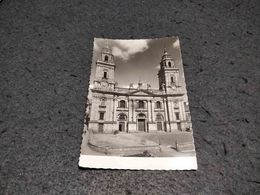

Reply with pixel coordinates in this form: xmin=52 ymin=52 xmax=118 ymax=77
xmin=119 ymin=100 xmax=126 ymax=108
xmin=138 ymin=100 xmax=145 ymax=109
xmin=175 ymin=112 xmax=180 ymax=120
xmin=168 ymin=61 xmax=171 ymax=67
xmin=99 ymin=112 xmax=104 ymax=120
xmin=156 ymin=101 xmax=161 ymax=109
xmin=118 ymin=113 xmax=127 ymax=121
xmin=156 ymin=114 xmax=163 ymax=121
xmin=171 ymin=76 xmax=174 ymax=83
xmin=103 ymin=71 xmax=107 ymax=79
xmin=100 ymin=98 xmax=106 ymax=106
xmin=174 ymin=101 xmax=179 ymax=109
xmin=104 ymin=55 xmax=108 ymax=62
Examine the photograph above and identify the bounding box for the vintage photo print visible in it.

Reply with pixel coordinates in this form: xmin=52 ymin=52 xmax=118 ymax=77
xmin=79 ymin=37 xmax=197 ymax=170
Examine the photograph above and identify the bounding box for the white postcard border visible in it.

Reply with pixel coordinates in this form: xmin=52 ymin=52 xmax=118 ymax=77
xmin=79 ymin=155 xmax=197 ymax=170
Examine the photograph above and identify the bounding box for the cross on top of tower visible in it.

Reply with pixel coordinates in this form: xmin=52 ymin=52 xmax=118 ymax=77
xmin=163 ymin=47 xmax=168 ymax=55
xmin=105 ymin=39 xmax=109 ymax=49
xmin=101 ymin=40 xmax=112 ymax=54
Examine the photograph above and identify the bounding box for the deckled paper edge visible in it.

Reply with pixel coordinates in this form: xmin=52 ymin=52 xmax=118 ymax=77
xmin=78 ymin=37 xmax=198 ymax=171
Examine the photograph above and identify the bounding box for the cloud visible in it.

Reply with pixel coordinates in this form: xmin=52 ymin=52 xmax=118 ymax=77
xmin=112 ymin=40 xmax=150 ymax=61
xmin=173 ymin=38 xmax=180 ymax=48
xmin=154 ymin=64 xmax=160 ymax=70
xmin=93 ymin=38 xmax=150 ymax=61
xmin=111 ymin=47 xmax=124 ymax=59
xmin=93 ymin=41 xmax=100 ymax=51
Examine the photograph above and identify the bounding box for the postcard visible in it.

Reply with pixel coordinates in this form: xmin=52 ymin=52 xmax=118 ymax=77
xmin=79 ymin=37 xmax=197 ymax=170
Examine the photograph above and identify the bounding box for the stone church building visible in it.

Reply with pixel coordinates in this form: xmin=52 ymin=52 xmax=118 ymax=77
xmin=86 ymin=45 xmax=192 ymax=133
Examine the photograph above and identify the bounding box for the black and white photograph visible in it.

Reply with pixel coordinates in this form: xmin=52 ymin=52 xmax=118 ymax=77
xmin=79 ymin=37 xmax=197 ymax=170
xmin=2 ymin=0 xmax=260 ymax=193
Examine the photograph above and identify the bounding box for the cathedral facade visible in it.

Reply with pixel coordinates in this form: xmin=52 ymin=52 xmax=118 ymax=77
xmin=86 ymin=46 xmax=192 ymax=134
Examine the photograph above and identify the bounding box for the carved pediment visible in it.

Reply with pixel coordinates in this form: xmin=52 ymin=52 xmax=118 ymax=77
xmin=129 ymin=89 xmax=154 ymax=96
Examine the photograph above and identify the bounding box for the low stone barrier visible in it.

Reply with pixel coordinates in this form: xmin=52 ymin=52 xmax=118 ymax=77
xmin=88 ymin=141 xmax=160 ymax=156
xmin=176 ymin=142 xmax=195 ymax=152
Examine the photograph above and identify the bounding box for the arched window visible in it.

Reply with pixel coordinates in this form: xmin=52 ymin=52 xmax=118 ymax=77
xmin=103 ymin=71 xmax=108 ymax=79
xmin=118 ymin=113 xmax=127 ymax=120
xmin=170 ymin=75 xmax=176 ymax=84
xmin=138 ymin=100 xmax=145 ymax=109
xmin=104 ymin=55 xmax=108 ymax=62
xmin=156 ymin=101 xmax=161 ymax=109
xmin=138 ymin=113 xmax=146 ymax=118
xmin=119 ymin=100 xmax=126 ymax=108
xmin=168 ymin=61 xmax=171 ymax=67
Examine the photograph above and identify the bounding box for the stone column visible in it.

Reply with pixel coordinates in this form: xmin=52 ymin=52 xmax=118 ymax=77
xmin=179 ymin=101 xmax=185 ymax=121
xmin=169 ymin=100 xmax=174 ymax=122
xmin=131 ymin=100 xmax=133 ymax=121
xmin=132 ymin=100 xmax=135 ymax=122
xmin=113 ymin=97 xmax=117 ymax=122
xmin=163 ymin=98 xmax=168 ymax=131
xmin=147 ymin=100 xmax=151 ymax=122
xmin=151 ymin=100 xmax=154 ymax=122
xmin=128 ymin=98 xmax=131 ymax=122
xmin=112 ymin=98 xmax=115 ymax=121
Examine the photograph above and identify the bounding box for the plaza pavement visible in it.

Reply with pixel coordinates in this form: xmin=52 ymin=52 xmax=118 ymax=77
xmin=81 ymin=131 xmax=196 ymax=157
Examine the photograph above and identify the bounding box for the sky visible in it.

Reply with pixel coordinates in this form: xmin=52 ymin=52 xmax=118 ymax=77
xmin=89 ymin=37 xmax=186 ymax=90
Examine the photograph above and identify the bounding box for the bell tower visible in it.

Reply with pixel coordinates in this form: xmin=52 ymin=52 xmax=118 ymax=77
xmin=93 ymin=43 xmax=116 ymax=89
xmin=158 ymin=49 xmax=180 ymax=93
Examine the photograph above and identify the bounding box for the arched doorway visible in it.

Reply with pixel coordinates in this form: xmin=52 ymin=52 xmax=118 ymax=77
xmin=155 ymin=113 xmax=164 ymax=131
xmin=118 ymin=113 xmax=127 ymax=132
xmin=137 ymin=113 xmax=146 ymax=132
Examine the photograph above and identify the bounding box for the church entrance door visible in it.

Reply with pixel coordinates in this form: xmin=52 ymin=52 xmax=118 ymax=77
xmin=119 ymin=122 xmax=125 ymax=132
xmin=157 ymin=122 xmax=163 ymax=131
xmin=98 ymin=123 xmax=104 ymax=133
xmin=138 ymin=119 xmax=146 ymax=131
